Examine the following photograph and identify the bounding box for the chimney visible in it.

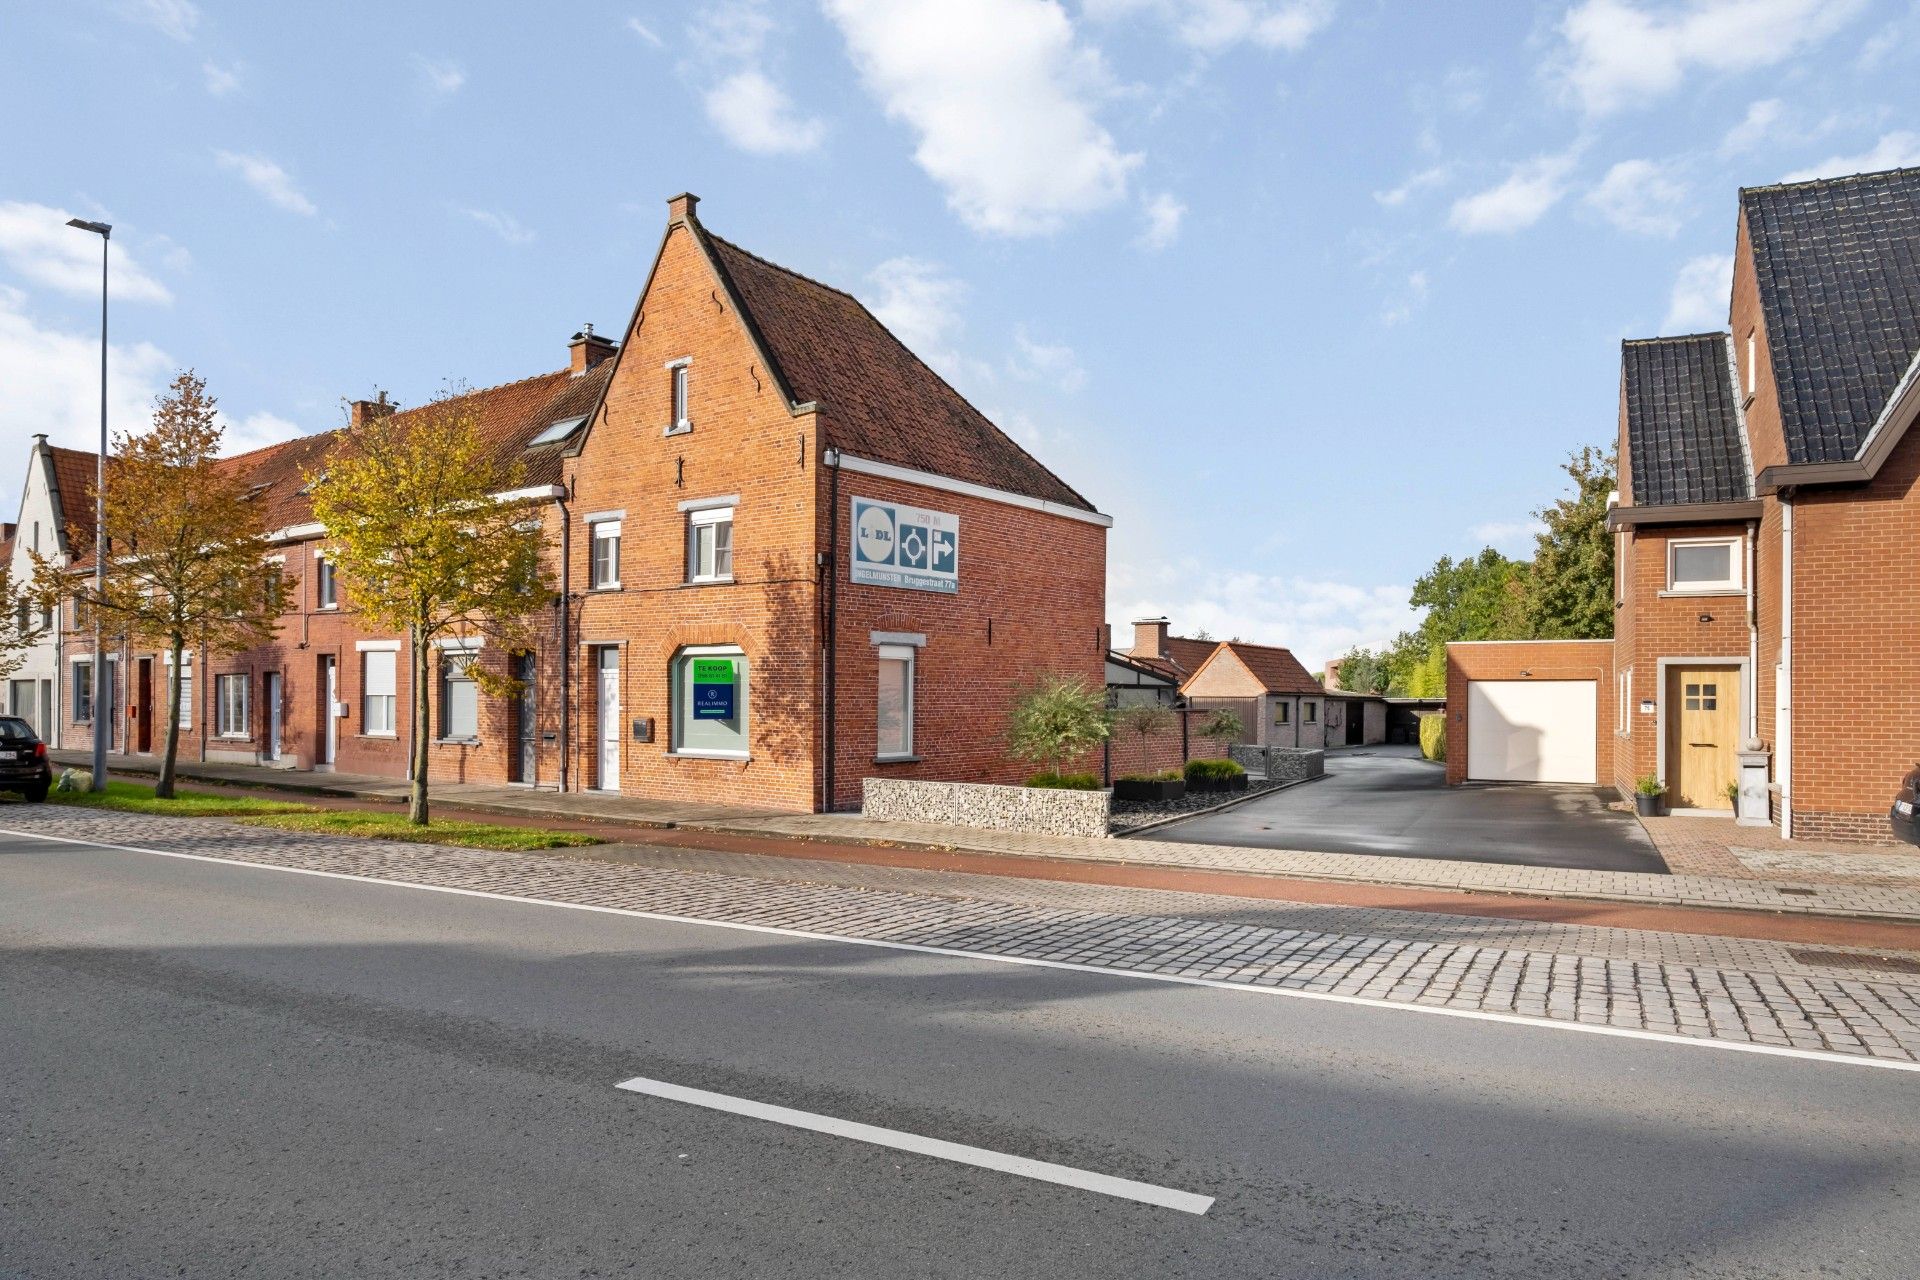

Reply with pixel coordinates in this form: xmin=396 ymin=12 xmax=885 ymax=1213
xmin=569 ymin=323 xmax=617 ymax=374
xmin=1130 ymin=616 xmax=1170 ymax=660
xmin=667 ymin=191 xmax=700 ymax=224
xmin=349 ymin=390 xmax=395 ymax=429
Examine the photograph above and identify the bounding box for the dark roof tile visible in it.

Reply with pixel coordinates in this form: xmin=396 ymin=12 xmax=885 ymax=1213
xmin=1622 ymin=333 xmax=1751 ymax=505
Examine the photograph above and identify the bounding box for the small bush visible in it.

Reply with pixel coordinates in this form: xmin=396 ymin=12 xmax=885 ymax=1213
xmin=1183 ymin=758 xmax=1246 ymax=783
xmin=1156 ymin=768 xmax=1185 ymax=782
xmin=1026 ymin=771 xmax=1103 ymax=790
xmin=1418 ymin=713 xmax=1446 ymax=762
xmin=1634 ymin=773 xmax=1666 ymax=796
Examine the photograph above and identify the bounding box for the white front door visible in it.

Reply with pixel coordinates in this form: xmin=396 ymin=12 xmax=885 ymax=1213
xmin=264 ymin=672 xmax=283 ymax=760
xmin=1465 ymin=680 xmax=1597 ymax=784
xmin=321 ymin=657 xmax=338 ymax=765
xmin=597 ymin=648 xmax=621 ymax=791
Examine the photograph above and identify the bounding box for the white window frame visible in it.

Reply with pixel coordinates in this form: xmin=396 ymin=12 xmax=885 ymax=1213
xmin=664 ymin=358 xmax=692 ymax=436
xmin=1665 ymin=536 xmax=1742 ymax=594
xmin=216 ymin=673 xmax=250 ymax=739
xmin=72 ymin=659 xmax=93 ymax=724
xmin=589 ymin=519 xmax=622 ymax=590
xmin=439 ymin=649 xmax=480 ymax=742
xmin=164 ymin=652 xmax=193 ymax=733
xmin=1616 ymin=667 xmax=1632 ymax=736
xmin=361 ymin=647 xmax=398 ymax=737
xmin=314 ymin=552 xmax=338 ymax=609
xmin=686 ymin=506 xmax=734 ymax=584
xmin=1745 ymin=330 xmax=1757 ymax=398
xmin=669 ymin=644 xmax=749 ymax=759
xmin=875 ymin=643 xmax=916 ymax=761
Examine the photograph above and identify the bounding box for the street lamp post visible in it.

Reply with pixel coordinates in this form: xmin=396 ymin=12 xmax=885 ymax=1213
xmin=67 ymin=217 xmax=111 ymax=792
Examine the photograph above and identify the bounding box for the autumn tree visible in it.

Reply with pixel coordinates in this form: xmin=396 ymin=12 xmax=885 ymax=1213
xmin=83 ymin=371 xmax=287 ymax=797
xmin=307 ymin=388 xmax=550 ymax=824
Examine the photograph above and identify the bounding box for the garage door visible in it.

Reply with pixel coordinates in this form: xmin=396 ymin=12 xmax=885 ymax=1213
xmin=1466 ymin=680 xmax=1596 ymax=783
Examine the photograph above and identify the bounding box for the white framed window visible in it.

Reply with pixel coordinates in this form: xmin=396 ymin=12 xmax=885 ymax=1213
xmin=1667 ymin=537 xmax=1741 ymax=593
xmin=1745 ymin=331 xmax=1757 ymax=398
xmin=670 ymin=645 xmax=747 ymax=757
xmin=73 ymin=660 xmax=93 ymax=724
xmin=590 ymin=520 xmax=622 ymax=589
xmin=665 ymin=359 xmax=692 ymax=436
xmin=165 ymin=653 xmax=192 ymax=732
xmin=316 ymin=556 xmax=338 ymax=609
xmin=362 ymin=649 xmax=397 ymax=736
xmin=440 ymin=651 xmax=479 ymax=741
xmin=686 ymin=507 xmax=733 ymax=583
xmin=876 ymin=644 xmax=915 ymax=760
xmin=1617 ymin=667 xmax=1632 ymax=735
xmin=216 ymin=673 xmax=249 ymax=738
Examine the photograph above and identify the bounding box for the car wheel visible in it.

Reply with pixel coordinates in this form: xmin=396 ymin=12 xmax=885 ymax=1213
xmin=24 ymin=784 xmax=49 ymax=804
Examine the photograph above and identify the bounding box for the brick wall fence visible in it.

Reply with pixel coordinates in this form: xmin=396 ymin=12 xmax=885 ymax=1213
xmin=1103 ymin=706 xmax=1244 ymax=779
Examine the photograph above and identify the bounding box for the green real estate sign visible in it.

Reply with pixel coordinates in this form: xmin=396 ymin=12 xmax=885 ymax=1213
xmin=691 ymin=658 xmax=736 ymax=721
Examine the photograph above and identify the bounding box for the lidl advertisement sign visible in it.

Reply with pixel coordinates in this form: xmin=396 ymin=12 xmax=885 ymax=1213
xmin=851 ymin=497 xmax=959 ymax=594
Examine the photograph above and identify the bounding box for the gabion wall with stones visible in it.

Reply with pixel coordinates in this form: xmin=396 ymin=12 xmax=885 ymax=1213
xmin=861 ymin=777 xmax=1112 ymax=839
xmin=1231 ymin=745 xmax=1326 ymax=783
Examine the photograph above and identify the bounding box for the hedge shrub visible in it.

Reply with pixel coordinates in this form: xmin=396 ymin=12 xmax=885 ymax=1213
xmin=1026 ymin=771 xmax=1104 ymax=790
xmin=1182 ymin=757 xmax=1246 ymax=783
xmin=1418 ymin=712 xmax=1447 ymax=763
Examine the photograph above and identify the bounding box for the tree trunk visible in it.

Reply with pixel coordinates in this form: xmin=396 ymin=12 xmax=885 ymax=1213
xmin=409 ymin=621 xmax=431 ymax=825
xmin=155 ymin=635 xmax=184 ymax=799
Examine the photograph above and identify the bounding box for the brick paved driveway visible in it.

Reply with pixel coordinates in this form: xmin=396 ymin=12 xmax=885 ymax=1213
xmin=1150 ymin=744 xmax=1669 ymax=874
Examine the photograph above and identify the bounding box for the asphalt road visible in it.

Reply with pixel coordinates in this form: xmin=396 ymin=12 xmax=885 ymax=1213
xmin=4 ymin=829 xmax=1913 ymax=1278
xmin=1154 ymin=745 xmax=1668 ymax=873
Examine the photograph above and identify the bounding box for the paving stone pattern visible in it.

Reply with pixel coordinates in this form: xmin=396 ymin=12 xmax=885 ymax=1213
xmin=9 ymin=806 xmax=1919 ymax=1064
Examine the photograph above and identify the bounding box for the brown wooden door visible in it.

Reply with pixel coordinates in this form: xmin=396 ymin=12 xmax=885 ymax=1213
xmin=1665 ymin=665 xmax=1738 ymax=809
xmin=136 ymin=659 xmax=152 ymax=753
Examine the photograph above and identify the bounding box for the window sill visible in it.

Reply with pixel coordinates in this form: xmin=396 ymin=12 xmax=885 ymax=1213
xmin=587 ymin=583 xmax=623 ymax=592
xmin=683 ymin=577 xmax=734 ymax=587
xmin=216 ymin=734 xmax=250 ymax=741
xmin=1657 ymin=587 xmax=1742 ymax=598
xmin=874 ymin=754 xmax=921 ymax=764
xmin=666 ymin=749 xmax=749 ymax=761
xmin=663 ymin=421 xmax=693 ymax=438
xmin=360 ymin=732 xmax=398 ymax=740
xmin=435 ymin=737 xmax=481 ymax=746
xmin=317 ymin=605 xmax=339 ymax=612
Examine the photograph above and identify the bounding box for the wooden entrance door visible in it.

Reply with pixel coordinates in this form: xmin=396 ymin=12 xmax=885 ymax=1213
xmin=1665 ymin=665 xmax=1738 ymax=809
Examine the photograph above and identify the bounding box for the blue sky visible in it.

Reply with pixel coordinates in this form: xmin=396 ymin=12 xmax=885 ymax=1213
xmin=4 ymin=0 xmax=1916 ymax=668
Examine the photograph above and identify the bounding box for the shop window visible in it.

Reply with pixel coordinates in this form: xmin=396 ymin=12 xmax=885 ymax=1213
xmin=363 ymin=649 xmax=397 ymax=736
xmin=1668 ymin=538 xmax=1740 ymax=593
xmin=216 ymin=674 xmax=249 ymax=738
xmin=670 ymin=646 xmax=747 ymax=757
xmin=440 ymin=651 xmax=478 ymax=741
xmin=686 ymin=507 xmax=733 ymax=583
xmin=590 ymin=520 xmax=622 ymax=589
xmin=876 ymin=644 xmax=915 ymax=759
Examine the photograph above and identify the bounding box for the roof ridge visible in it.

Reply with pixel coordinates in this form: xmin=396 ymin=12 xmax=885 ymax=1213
xmin=1623 ymin=332 xmax=1730 ymax=346
xmin=1740 ymin=164 xmax=1920 ymax=198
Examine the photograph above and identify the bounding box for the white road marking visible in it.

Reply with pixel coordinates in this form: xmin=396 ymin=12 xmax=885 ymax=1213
xmin=4 ymin=824 xmax=1918 ymax=1075
xmin=614 ymin=1074 xmax=1214 ymax=1214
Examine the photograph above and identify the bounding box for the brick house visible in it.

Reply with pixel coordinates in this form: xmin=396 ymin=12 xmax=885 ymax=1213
xmin=53 ymin=193 xmax=1110 ymax=813
xmin=1448 ymin=165 xmax=1920 ymax=842
xmin=5 ymin=437 xmax=99 ymax=746
xmin=1180 ymin=640 xmax=1327 ymax=749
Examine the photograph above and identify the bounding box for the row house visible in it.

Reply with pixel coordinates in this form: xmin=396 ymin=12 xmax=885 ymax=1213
xmin=3 ymin=437 xmax=97 ymax=741
xmin=51 ymin=194 xmax=1111 ymax=812
xmin=1448 ymin=165 xmax=1920 ymax=842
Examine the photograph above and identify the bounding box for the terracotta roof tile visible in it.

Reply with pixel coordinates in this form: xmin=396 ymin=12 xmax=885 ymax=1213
xmin=702 ymin=230 xmax=1095 ymax=512
xmin=1186 ymin=641 xmax=1323 ymax=696
xmin=46 ymin=446 xmax=100 ymax=554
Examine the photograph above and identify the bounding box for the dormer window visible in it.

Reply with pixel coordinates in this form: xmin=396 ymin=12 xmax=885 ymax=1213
xmin=528 ymin=415 xmax=587 ymax=448
xmin=664 ymin=358 xmax=692 ymax=437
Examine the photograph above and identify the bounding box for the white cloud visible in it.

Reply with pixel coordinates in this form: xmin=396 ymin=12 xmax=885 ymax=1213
xmin=1380 ymin=269 xmax=1429 ymax=325
xmin=1471 ymin=519 xmax=1546 ymax=552
xmin=415 ymin=56 xmax=466 ymax=95
xmin=1782 ymin=131 xmax=1920 ymax=182
xmin=1661 ymin=252 xmax=1732 ymax=331
xmin=865 ymin=256 xmax=969 ymax=357
xmin=0 ymin=202 xmax=174 ymax=305
xmin=213 ymin=150 xmax=317 ymax=217
xmin=0 ymin=285 xmax=174 ymax=469
xmin=625 ymin=17 xmax=664 ymax=46
xmin=1008 ymin=325 xmax=1087 ymax=391
xmin=1719 ymin=98 xmax=1785 ymax=155
xmin=121 ymin=0 xmax=199 ymax=41
xmin=201 ymin=60 xmax=241 ymax=96
xmin=1082 ymin=0 xmax=1337 ymax=52
xmin=218 ymin=410 xmax=306 ymax=456
xmin=1449 ymin=153 xmax=1576 ymax=234
xmin=460 ymin=208 xmax=536 ymax=245
xmin=1373 ymin=164 xmax=1448 ymax=207
xmin=1586 ymin=158 xmax=1688 ymax=235
xmin=1114 ymin=568 xmax=1414 ymax=673
xmin=825 ymin=0 xmax=1141 ymax=236
xmin=1551 ymin=0 xmax=1867 ymax=117
xmin=704 ymin=70 xmax=827 ymax=154
xmin=1135 ymin=191 xmax=1185 ymax=249
xmin=690 ymin=1 xmax=775 ymax=60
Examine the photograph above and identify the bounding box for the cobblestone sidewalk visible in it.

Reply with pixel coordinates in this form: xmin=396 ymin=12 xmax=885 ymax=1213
xmin=6 ymin=806 xmax=1919 ymax=1066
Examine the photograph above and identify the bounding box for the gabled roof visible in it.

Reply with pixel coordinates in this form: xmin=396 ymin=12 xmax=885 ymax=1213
xmin=699 ymin=229 xmax=1096 ymax=513
xmin=1182 ymin=641 xmax=1323 ymax=696
xmin=1123 ymin=633 xmax=1219 ymax=684
xmin=1622 ymin=333 xmax=1751 ymax=505
xmin=46 ymin=445 xmax=100 ymax=555
xmin=1742 ymin=166 xmax=1920 ymax=466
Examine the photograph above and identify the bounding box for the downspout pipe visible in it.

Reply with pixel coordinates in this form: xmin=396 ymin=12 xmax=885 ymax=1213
xmin=823 ymin=448 xmax=841 ymax=813
xmin=1745 ymin=519 xmax=1758 ymax=742
xmin=1778 ymin=495 xmax=1794 ymax=838
xmin=557 ymin=490 xmax=571 ymax=793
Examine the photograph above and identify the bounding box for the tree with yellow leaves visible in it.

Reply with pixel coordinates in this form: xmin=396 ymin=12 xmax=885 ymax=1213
xmin=85 ymin=371 xmax=288 ymax=797
xmin=307 ymin=387 xmax=550 ymax=825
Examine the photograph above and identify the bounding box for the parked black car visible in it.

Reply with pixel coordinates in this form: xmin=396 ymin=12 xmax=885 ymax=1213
xmin=1893 ymin=763 xmax=1920 ymax=846
xmin=0 ymin=717 xmax=53 ymax=802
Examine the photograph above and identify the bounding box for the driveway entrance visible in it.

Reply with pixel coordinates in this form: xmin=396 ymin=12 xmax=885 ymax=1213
xmin=1145 ymin=744 xmax=1667 ymax=874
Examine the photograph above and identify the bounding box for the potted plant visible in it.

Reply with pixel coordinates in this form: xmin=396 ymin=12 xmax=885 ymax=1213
xmin=1183 ymin=758 xmax=1248 ymax=793
xmin=1634 ymin=774 xmax=1666 ymax=817
xmin=1114 ymin=771 xmax=1185 ymax=803
xmin=1007 ymin=674 xmax=1112 ymax=788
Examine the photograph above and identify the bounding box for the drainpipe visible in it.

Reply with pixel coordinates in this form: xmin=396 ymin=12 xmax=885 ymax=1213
xmin=822 ymin=448 xmax=841 ymax=812
xmin=557 ymin=489 xmax=571 ymax=793
xmin=1778 ymin=494 xmax=1794 ymax=839
xmin=1745 ymin=520 xmax=1758 ymax=743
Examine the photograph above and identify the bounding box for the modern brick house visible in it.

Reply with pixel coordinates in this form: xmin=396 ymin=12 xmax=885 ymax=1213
xmin=1448 ymin=165 xmax=1920 ymax=842
xmin=53 ymin=194 xmax=1110 ymax=813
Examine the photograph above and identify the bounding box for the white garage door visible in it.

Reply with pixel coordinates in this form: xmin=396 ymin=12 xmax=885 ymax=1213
xmin=1466 ymin=680 xmax=1596 ymax=784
